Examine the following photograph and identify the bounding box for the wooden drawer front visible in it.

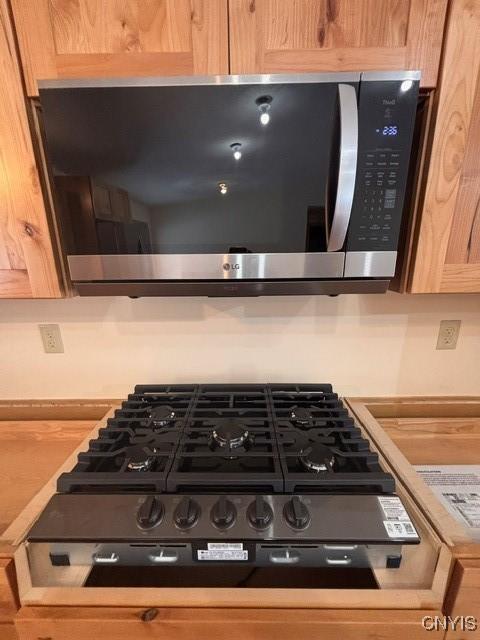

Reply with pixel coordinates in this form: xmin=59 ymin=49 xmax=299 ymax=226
xmin=445 ymin=560 xmax=480 ymax=639
xmin=0 ymin=560 xmax=19 ymax=620
xmin=15 ymin=607 xmax=445 ymax=640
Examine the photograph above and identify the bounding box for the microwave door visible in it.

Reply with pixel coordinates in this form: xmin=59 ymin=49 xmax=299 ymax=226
xmin=326 ymin=84 xmax=359 ymax=253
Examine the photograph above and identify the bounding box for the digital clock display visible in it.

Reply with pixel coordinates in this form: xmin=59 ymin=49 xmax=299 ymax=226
xmin=381 ymin=125 xmax=398 ymax=136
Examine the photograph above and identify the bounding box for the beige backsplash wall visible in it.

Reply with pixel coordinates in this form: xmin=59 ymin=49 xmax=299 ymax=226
xmin=1 ymin=292 xmax=479 ymax=399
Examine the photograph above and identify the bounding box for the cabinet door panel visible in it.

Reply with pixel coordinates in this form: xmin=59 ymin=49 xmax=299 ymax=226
xmin=0 ymin=0 xmax=62 ymax=298
xmin=10 ymin=0 xmax=229 ymax=96
xmin=408 ymin=0 xmax=480 ymax=293
xmin=15 ymin=606 xmax=443 ymax=640
xmin=229 ymin=0 xmax=447 ymax=87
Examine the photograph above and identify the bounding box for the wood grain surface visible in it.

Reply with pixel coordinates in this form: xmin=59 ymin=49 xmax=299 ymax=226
xmin=229 ymin=0 xmax=447 ymax=86
xmin=409 ymin=0 xmax=480 ymax=292
xmin=347 ymin=397 xmax=480 ymax=556
xmin=0 ymin=420 xmax=96 ymax=536
xmin=14 ymin=606 xmax=443 ymax=640
xmin=378 ymin=417 xmax=480 ymax=465
xmin=10 ymin=0 xmax=228 ymax=96
xmin=0 ymin=0 xmax=63 ymax=298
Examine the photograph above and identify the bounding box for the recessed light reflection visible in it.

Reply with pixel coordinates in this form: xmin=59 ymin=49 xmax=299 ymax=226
xmin=218 ymin=182 xmax=228 ymax=195
xmin=230 ymin=142 xmax=242 ymax=160
xmin=400 ymin=79 xmax=413 ymax=92
xmin=260 ymin=109 xmax=270 ymax=125
xmin=256 ymin=95 xmax=272 ymax=126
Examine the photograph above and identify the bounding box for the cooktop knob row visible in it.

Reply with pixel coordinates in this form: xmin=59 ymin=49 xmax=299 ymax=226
xmin=137 ymin=496 xmax=310 ymax=531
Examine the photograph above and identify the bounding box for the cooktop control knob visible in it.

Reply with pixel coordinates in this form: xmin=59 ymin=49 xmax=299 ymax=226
xmin=137 ymin=496 xmax=164 ymax=530
xmin=283 ymin=496 xmax=310 ymax=530
xmin=247 ymin=496 xmax=273 ymax=529
xmin=211 ymin=496 xmax=236 ymax=529
xmin=174 ymin=497 xmax=200 ymax=529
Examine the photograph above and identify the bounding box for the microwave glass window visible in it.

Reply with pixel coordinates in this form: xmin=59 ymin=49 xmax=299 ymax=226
xmin=41 ymin=83 xmax=344 ymax=255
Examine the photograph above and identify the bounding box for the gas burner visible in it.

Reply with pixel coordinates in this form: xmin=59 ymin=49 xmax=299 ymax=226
xmin=211 ymin=419 xmax=250 ymax=450
xmin=299 ymin=443 xmax=335 ymax=473
xmin=148 ymin=405 xmax=176 ymax=428
xmin=124 ymin=445 xmax=156 ymax=472
xmin=290 ymin=406 xmax=313 ymax=426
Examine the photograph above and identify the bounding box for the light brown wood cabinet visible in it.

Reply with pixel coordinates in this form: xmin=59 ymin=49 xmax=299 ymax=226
xmin=0 ymin=0 xmax=63 ymax=298
xmin=405 ymin=0 xmax=480 ymax=293
xmin=445 ymin=560 xmax=480 ymax=639
xmin=14 ymin=607 xmax=443 ymax=640
xmin=0 ymin=558 xmax=18 ymax=640
xmin=10 ymin=0 xmax=229 ymax=97
xmin=229 ymin=0 xmax=447 ymax=87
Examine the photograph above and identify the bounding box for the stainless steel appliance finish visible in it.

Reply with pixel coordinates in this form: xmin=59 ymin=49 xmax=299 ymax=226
xmin=39 ymin=71 xmax=420 ymax=297
xmin=68 ymin=252 xmax=346 ymax=281
xmin=27 ymin=541 xmax=400 ymax=588
xmin=326 ymin=84 xmax=358 ymax=252
xmin=344 ymin=251 xmax=398 ymax=278
xmin=28 ymin=493 xmax=418 ymax=544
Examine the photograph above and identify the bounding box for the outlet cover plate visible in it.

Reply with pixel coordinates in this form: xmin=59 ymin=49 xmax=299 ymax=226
xmin=39 ymin=324 xmax=64 ymax=353
xmin=436 ymin=320 xmax=461 ymax=350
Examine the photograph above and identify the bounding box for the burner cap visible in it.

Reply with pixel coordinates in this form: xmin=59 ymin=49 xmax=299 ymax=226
xmin=211 ymin=419 xmax=249 ymax=449
xmin=126 ymin=445 xmax=155 ymax=472
xmin=300 ymin=443 xmax=335 ymax=473
xmin=290 ymin=406 xmax=313 ymax=425
xmin=149 ymin=405 xmax=176 ymax=428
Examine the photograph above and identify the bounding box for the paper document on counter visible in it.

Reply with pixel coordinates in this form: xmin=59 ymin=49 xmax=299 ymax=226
xmin=415 ymin=465 xmax=480 ymax=541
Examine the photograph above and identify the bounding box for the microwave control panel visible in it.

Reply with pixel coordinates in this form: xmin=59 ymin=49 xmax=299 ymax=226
xmin=346 ymin=78 xmax=419 ymax=253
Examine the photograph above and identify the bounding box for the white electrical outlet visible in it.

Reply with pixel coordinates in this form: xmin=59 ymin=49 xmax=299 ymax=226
xmin=39 ymin=324 xmax=64 ymax=353
xmin=436 ymin=320 xmax=461 ymax=350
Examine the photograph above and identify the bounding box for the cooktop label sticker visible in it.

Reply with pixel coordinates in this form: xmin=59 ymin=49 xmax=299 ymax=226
xmin=197 ymin=543 xmax=248 ymax=561
xmin=378 ymin=496 xmax=418 ymax=538
xmin=383 ymin=521 xmax=417 ymax=538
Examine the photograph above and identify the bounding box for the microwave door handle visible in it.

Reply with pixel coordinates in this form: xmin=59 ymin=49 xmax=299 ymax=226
xmin=327 ymin=84 xmax=358 ymax=252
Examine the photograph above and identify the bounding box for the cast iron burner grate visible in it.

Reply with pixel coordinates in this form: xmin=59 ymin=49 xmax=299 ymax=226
xmin=56 ymin=383 xmax=395 ymax=494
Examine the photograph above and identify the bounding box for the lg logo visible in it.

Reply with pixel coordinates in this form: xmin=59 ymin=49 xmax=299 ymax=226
xmin=223 ymin=263 xmax=240 ymax=271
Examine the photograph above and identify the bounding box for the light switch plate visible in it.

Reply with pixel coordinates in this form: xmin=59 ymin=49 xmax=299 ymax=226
xmin=39 ymin=324 xmax=64 ymax=353
xmin=436 ymin=320 xmax=461 ymax=350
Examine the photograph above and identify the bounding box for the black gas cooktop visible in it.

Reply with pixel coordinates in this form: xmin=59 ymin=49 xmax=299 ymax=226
xmin=58 ymin=384 xmax=395 ymax=495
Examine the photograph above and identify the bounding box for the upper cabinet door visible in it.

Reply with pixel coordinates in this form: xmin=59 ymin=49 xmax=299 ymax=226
xmin=408 ymin=0 xmax=480 ymax=293
xmin=229 ymin=0 xmax=447 ymax=87
xmin=10 ymin=0 xmax=229 ymax=96
xmin=0 ymin=0 xmax=62 ymax=298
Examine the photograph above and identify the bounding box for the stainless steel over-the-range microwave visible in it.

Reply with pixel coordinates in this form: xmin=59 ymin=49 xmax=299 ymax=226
xmin=39 ymin=71 xmax=420 ymax=297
